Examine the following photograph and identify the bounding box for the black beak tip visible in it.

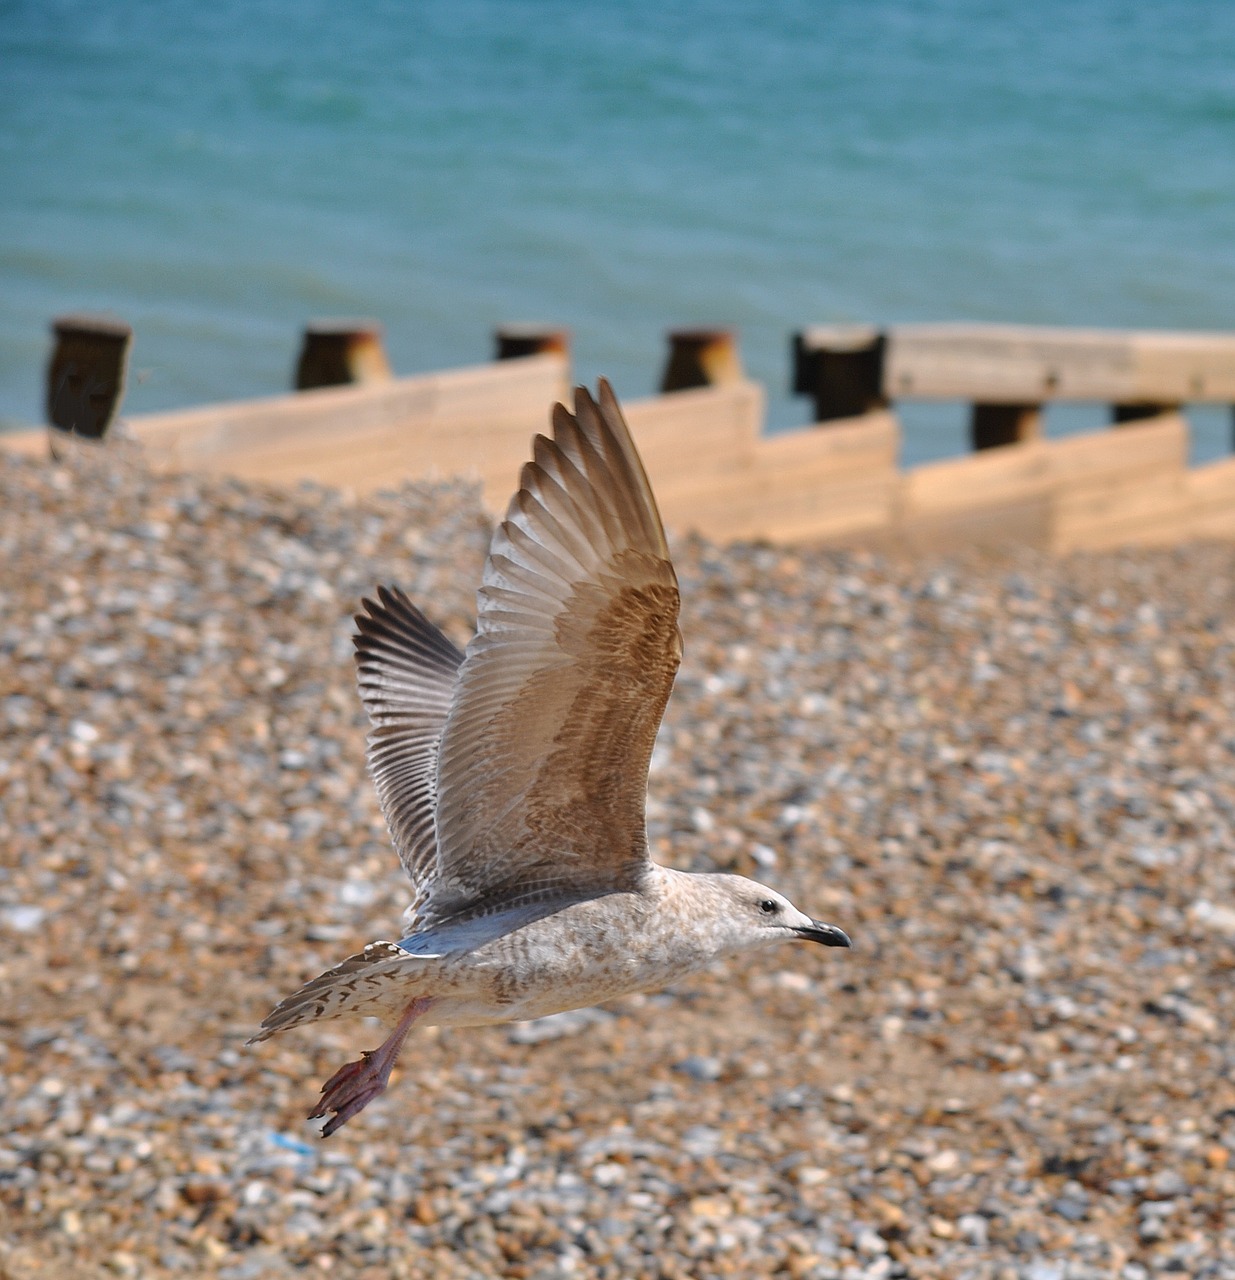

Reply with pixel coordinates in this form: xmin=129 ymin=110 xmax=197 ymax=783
xmin=797 ymin=922 xmax=852 ymax=949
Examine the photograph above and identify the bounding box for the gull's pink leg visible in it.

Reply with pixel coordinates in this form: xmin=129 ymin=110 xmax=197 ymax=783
xmin=309 ymin=996 xmax=434 ymax=1137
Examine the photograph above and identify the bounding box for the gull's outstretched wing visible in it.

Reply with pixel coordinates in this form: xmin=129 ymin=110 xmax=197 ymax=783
xmin=353 ymin=586 xmax=464 ymax=908
xmin=422 ymin=380 xmax=681 ymax=931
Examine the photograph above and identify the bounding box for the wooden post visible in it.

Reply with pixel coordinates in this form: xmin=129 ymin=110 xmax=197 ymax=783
xmin=1112 ymin=401 xmax=1178 ymax=424
xmin=495 ymin=325 xmax=571 ymax=362
xmin=971 ymin=402 xmax=1043 ymax=450
xmin=295 ymin=320 xmax=392 ymax=390
xmin=45 ymin=314 xmax=133 ymax=439
xmin=792 ymin=325 xmax=886 ymax=421
xmin=660 ymin=328 xmax=743 ymax=392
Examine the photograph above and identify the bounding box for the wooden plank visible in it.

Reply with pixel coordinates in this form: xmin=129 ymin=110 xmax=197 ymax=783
xmin=661 ymin=465 xmax=895 ymax=543
xmin=884 ymin=324 xmax=1235 ymax=404
xmin=1183 ymin=456 xmax=1235 ymax=505
xmin=625 ymin=381 xmax=762 ymax=457
xmin=624 ymin=401 xmax=898 ymax=543
xmin=0 ymin=428 xmax=49 ymax=458
xmin=1038 ymin=415 xmax=1189 ymax=551
xmin=754 ymin=411 xmax=899 ymax=475
xmin=624 ymin=381 xmax=764 ymax=505
xmin=12 ymin=356 xmax=1235 ymax=552
xmin=1185 ymin=506 xmax=1235 ymax=541
xmin=748 ymin=472 xmax=897 ymax=542
xmin=129 ymin=354 xmax=567 ymax=461
xmin=1052 ymin=474 xmax=1190 ymax=552
xmin=1175 ymin=458 xmax=1235 ymax=540
xmin=1044 ymin=413 xmax=1187 ymax=479
xmin=901 ymin=439 xmax=1052 ymax=517
xmin=102 ymin=354 xmax=569 ymax=504
xmin=886 ymin=325 xmax=1137 ymax=402
xmin=893 ymin=416 xmax=1191 ymax=552
xmin=656 ymin=410 xmax=896 ymax=505
xmin=1131 ymin=333 xmax=1235 ymax=402
xmin=718 ymin=413 xmax=900 ymax=541
xmin=427 ymin=354 xmax=570 ymax=423
xmin=897 ymin=495 xmax=1053 ymax=554
xmin=211 ymin=400 xmax=557 ymax=508
xmin=1046 ymin=415 xmax=1190 ymax=551
xmin=188 ymin=423 xmax=523 ymax=506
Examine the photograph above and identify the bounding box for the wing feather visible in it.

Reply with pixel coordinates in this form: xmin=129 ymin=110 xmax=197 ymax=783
xmin=353 ymin=585 xmax=464 ymax=900
xmin=423 ymin=380 xmax=680 ymax=929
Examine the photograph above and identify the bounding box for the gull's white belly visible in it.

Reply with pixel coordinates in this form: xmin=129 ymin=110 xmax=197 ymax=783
xmin=417 ymin=889 xmax=715 ymax=1027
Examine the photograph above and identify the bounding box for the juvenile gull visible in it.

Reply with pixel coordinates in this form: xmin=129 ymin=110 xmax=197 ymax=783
xmin=250 ymin=380 xmax=851 ymax=1136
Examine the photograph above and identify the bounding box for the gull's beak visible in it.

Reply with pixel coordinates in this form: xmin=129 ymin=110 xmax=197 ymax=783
xmin=794 ymin=921 xmax=851 ymax=948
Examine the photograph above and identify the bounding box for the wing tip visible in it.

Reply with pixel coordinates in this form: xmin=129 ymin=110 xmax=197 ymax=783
xmin=352 ymin=584 xmax=466 ymax=664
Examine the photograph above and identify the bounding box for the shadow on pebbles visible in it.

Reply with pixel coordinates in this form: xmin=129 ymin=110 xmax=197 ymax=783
xmin=3 ymin=446 xmax=1235 ymax=1279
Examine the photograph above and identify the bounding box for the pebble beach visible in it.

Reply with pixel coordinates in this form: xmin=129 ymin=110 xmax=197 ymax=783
xmin=3 ymin=443 xmax=1235 ymax=1279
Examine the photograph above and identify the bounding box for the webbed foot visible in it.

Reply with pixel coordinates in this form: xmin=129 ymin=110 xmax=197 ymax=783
xmin=309 ymin=1051 xmax=391 ymax=1136
xmin=307 ymin=995 xmax=434 ymax=1137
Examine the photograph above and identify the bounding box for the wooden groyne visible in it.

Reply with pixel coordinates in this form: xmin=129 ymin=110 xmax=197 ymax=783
xmin=793 ymin=323 xmax=1235 ymax=550
xmin=5 ymin=315 xmax=1235 ymax=552
xmin=795 ymin=322 xmax=1235 ymax=437
xmin=3 ymin=318 xmax=570 ymax=509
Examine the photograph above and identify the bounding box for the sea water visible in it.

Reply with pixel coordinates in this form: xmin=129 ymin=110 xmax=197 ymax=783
xmin=2 ymin=0 xmax=1233 ymax=462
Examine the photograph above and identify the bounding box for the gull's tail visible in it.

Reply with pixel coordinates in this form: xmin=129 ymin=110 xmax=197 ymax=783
xmin=247 ymin=941 xmax=419 ymax=1043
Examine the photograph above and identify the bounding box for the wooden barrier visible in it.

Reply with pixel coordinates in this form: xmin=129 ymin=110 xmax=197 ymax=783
xmin=1 ymin=352 xmax=570 ymax=507
xmin=882 ymin=324 xmax=1235 ymax=405
xmin=130 ymin=353 xmax=570 ymax=506
xmin=1049 ymin=413 xmax=1190 ymax=552
xmin=294 ymin=320 xmax=392 ymax=390
xmin=792 ymin=324 xmax=885 ymax=421
xmin=896 ymin=412 xmax=1190 ymax=554
xmin=632 ymin=400 xmax=1205 ymax=554
xmin=796 ymin=323 xmax=1235 ymax=449
xmin=1179 ymin=458 xmax=1235 ymax=542
xmin=0 ymin=427 xmax=48 ymax=460
xmin=659 ymin=329 xmax=745 ymax=392
xmin=495 ymin=326 xmax=571 ymax=361
xmin=1 ymin=379 xmax=1227 ymax=554
xmin=632 ymin=390 xmax=898 ymax=543
xmin=898 ymin=435 xmax=1054 ymax=550
xmin=45 ymin=314 xmax=133 ymax=440
xmin=7 ymin=316 xmax=1235 ymax=553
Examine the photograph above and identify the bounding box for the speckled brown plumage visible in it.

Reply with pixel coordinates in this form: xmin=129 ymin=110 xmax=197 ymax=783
xmin=250 ymin=380 xmax=850 ymax=1136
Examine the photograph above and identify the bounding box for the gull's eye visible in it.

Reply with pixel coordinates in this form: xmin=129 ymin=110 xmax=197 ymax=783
xmin=759 ymin=899 xmax=780 ymax=915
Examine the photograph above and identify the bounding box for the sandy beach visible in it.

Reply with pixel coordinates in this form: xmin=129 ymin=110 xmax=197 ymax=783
xmin=3 ymin=445 xmax=1234 ymax=1279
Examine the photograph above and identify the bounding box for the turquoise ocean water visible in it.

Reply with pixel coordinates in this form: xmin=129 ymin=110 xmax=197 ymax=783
xmin=3 ymin=0 xmax=1234 ymax=462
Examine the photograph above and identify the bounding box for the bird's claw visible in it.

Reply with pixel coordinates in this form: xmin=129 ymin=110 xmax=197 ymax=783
xmin=309 ymin=1050 xmax=390 ymax=1137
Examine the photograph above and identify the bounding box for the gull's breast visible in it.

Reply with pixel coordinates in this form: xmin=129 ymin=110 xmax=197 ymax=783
xmin=426 ymin=885 xmax=713 ymax=1027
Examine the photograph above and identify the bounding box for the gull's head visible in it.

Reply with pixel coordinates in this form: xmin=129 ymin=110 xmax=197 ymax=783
xmin=706 ymin=874 xmax=851 ymax=953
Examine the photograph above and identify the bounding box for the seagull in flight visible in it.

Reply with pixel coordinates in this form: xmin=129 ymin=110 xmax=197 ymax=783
xmin=250 ymin=380 xmax=850 ymax=1136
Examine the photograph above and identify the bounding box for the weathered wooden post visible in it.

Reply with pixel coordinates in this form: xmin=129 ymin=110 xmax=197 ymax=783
xmin=792 ymin=325 xmax=886 ymax=422
xmin=971 ymin=402 xmax=1043 ymax=450
xmin=45 ymin=313 xmax=133 ymax=439
xmin=494 ymin=325 xmax=571 ymax=362
xmin=295 ymin=320 xmax=392 ymax=390
xmin=660 ymin=328 xmax=743 ymax=392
